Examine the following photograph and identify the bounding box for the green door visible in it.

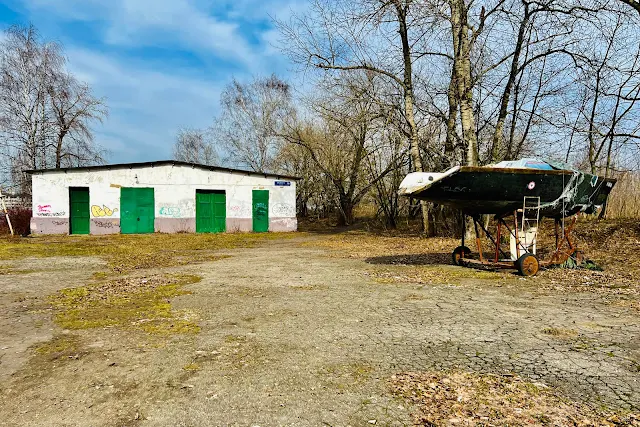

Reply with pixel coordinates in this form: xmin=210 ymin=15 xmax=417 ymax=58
xmin=252 ymin=190 xmax=269 ymax=233
xmin=196 ymin=190 xmax=226 ymax=233
xmin=120 ymin=188 xmax=155 ymax=234
xmin=69 ymin=187 xmax=90 ymax=235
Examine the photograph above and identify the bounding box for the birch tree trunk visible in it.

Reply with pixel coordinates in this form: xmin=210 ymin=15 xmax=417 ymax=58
xmin=450 ymin=0 xmax=479 ymax=168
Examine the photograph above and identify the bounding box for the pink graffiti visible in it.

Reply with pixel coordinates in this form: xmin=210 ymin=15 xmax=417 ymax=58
xmin=37 ymin=204 xmax=51 ymax=213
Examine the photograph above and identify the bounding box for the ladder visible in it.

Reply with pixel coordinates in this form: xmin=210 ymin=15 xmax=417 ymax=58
xmin=520 ymin=196 xmax=540 ymax=254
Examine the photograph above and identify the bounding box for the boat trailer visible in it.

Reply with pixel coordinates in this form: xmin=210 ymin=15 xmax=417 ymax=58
xmin=452 ymin=204 xmax=582 ymax=277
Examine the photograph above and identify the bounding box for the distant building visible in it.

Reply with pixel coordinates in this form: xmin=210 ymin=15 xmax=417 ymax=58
xmin=27 ymin=161 xmax=298 ymax=235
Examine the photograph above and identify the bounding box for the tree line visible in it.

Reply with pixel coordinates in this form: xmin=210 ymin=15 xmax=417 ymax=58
xmin=176 ymin=0 xmax=640 ymax=232
xmin=0 ymin=25 xmax=107 ymax=196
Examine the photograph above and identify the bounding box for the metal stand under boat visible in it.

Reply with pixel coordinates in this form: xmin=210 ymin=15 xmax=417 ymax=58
xmin=452 ymin=198 xmax=582 ymax=276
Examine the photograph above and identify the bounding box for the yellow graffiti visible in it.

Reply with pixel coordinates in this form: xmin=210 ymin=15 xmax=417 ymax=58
xmin=91 ymin=205 xmax=119 ymax=217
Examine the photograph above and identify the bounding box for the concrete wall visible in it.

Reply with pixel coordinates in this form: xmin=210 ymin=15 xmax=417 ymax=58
xmin=30 ymin=164 xmax=297 ymax=235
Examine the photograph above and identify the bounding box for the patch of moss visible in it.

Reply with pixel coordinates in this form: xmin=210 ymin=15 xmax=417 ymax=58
xmin=92 ymin=271 xmax=109 ymax=280
xmin=182 ymin=362 xmax=200 ymax=372
xmin=35 ymin=334 xmax=81 ymax=356
xmin=0 ymin=232 xmax=295 ymax=273
xmin=224 ymin=334 xmax=246 ymax=343
xmin=372 ymin=265 xmax=501 ymax=286
xmin=49 ymin=274 xmax=202 ymax=335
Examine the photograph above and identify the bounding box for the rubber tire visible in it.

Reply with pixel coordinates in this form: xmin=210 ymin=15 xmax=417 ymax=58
xmin=452 ymin=246 xmax=472 ymax=266
xmin=515 ymin=253 xmax=539 ymax=276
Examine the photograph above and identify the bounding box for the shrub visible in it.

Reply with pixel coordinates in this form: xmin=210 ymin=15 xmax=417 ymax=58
xmin=0 ymin=207 xmax=32 ymax=236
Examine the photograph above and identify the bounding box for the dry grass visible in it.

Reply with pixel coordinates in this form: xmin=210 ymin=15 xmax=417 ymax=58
xmin=606 ymin=172 xmax=640 ymax=219
xmin=306 ymin=230 xmax=458 ymax=261
xmin=0 ymin=232 xmax=295 ymax=274
xmin=307 ymin=220 xmax=640 ymax=306
xmin=390 ymin=370 xmax=640 ymax=426
xmin=49 ymin=274 xmax=202 ymax=334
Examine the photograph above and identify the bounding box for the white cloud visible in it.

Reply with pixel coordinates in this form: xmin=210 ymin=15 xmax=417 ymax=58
xmin=23 ymin=0 xmax=258 ymax=67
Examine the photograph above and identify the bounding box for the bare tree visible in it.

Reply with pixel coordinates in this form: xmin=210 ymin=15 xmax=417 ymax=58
xmin=283 ymin=73 xmax=405 ymax=225
xmin=0 ymin=24 xmax=108 ymax=194
xmin=0 ymin=25 xmax=59 ymax=191
xmin=48 ymin=71 xmax=108 ymax=168
xmin=279 ymin=0 xmax=439 ymax=234
xmin=213 ymin=75 xmax=293 ymax=172
xmin=173 ymin=127 xmax=218 ymax=165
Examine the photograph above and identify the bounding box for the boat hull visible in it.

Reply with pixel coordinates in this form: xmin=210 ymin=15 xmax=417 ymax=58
xmin=400 ymin=167 xmax=616 ymax=218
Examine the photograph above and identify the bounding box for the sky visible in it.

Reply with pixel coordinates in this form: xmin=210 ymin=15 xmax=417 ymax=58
xmin=0 ymin=0 xmax=305 ymax=164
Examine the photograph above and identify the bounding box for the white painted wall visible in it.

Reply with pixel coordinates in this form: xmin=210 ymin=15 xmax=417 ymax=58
xmin=31 ymin=164 xmax=297 ymax=223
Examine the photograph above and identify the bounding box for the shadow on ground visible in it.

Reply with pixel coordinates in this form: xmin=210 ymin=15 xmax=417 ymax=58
xmin=365 ymin=253 xmax=452 ymax=265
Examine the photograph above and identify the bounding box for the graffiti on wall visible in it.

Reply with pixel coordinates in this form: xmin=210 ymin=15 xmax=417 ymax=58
xmin=36 ymin=204 xmax=65 ymax=217
xmin=91 ymin=205 xmax=119 ymax=217
xmin=159 ymin=206 xmax=181 ymax=218
xmin=272 ymin=202 xmax=295 ymax=217
xmin=93 ymin=219 xmax=115 ymax=229
xmin=37 ymin=204 xmax=51 ymax=213
xmin=229 ymin=205 xmax=251 ymax=217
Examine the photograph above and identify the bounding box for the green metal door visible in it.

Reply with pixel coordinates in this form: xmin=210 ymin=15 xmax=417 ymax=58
xmin=69 ymin=187 xmax=90 ymax=235
xmin=196 ymin=190 xmax=226 ymax=233
xmin=120 ymin=188 xmax=155 ymax=234
xmin=136 ymin=188 xmax=154 ymax=234
xmin=252 ymin=190 xmax=269 ymax=233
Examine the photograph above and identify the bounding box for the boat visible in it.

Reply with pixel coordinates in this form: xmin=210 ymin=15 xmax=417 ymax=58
xmin=398 ymin=159 xmax=617 ymax=276
xmin=398 ymin=158 xmax=616 ymax=219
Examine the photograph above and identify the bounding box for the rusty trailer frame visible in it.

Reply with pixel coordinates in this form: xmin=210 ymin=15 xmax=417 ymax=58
xmin=453 ymin=212 xmax=581 ymax=276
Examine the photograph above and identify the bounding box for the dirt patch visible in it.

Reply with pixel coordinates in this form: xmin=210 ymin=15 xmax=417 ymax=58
xmin=391 ymin=370 xmax=640 ymax=426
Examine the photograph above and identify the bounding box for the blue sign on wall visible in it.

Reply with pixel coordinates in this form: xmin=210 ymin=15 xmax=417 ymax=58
xmin=275 ymin=181 xmax=291 ymax=187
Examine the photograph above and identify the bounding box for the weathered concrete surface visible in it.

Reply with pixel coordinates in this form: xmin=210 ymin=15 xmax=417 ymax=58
xmin=30 ymin=217 xmax=68 ymax=235
xmin=226 ymin=218 xmax=252 ymax=232
xmin=91 ymin=218 xmax=120 ymax=235
xmin=0 ymin=239 xmax=637 ymax=426
xmin=269 ymin=217 xmax=297 ymax=232
xmin=154 ymin=218 xmax=196 ymax=233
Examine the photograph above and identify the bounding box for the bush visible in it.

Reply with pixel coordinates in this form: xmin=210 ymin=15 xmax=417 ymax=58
xmin=0 ymin=207 xmax=32 ymax=236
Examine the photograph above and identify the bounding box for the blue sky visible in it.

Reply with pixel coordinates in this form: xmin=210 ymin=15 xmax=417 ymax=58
xmin=0 ymin=0 xmax=304 ymax=164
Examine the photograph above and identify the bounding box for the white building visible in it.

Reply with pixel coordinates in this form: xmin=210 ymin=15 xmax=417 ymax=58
xmin=28 ymin=161 xmax=298 ymax=235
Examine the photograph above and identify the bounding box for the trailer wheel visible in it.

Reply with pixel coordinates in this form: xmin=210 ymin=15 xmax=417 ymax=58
xmin=452 ymin=246 xmax=471 ymax=266
xmin=516 ymin=253 xmax=539 ymax=276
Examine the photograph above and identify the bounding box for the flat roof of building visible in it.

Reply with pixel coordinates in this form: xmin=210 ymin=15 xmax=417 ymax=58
xmin=25 ymin=160 xmax=301 ymax=181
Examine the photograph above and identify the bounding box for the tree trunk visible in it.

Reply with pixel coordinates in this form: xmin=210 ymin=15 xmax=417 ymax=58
xmin=337 ymin=200 xmax=354 ymax=226
xmin=450 ymin=0 xmax=479 ymax=168
xmin=445 ymin=67 xmax=459 ymax=165
xmin=396 ymin=3 xmax=434 ymax=236
xmin=491 ymin=4 xmax=529 ymax=163
xmin=450 ymin=0 xmax=479 ymax=242
xmin=55 ymin=131 xmax=65 ymax=168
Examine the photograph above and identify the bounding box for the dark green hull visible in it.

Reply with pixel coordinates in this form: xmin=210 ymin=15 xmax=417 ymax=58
xmin=405 ymin=167 xmax=616 ymax=218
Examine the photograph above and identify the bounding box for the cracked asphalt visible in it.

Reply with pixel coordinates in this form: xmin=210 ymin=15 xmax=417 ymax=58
xmin=0 ymin=236 xmax=637 ymax=426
